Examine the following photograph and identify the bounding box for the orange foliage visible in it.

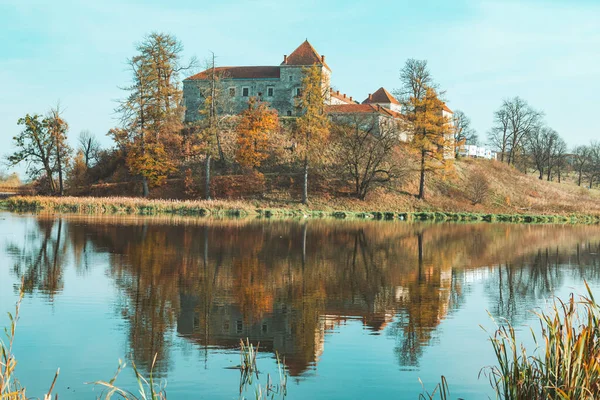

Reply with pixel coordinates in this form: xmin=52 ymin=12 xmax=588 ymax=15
xmin=235 ymin=97 xmax=279 ymax=170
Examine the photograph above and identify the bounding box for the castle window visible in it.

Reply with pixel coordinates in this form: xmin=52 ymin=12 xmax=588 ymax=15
xmin=267 ymin=87 xmax=274 ymax=97
xmin=242 ymin=87 xmax=249 ymax=97
xmin=229 ymin=87 xmax=236 ymax=97
xmin=286 ymin=111 xmax=292 ymax=116
xmin=296 ymin=88 xmax=302 ymax=97
xmin=289 ymin=75 xmax=292 ymax=81
xmin=236 ymin=320 xmax=243 ymax=333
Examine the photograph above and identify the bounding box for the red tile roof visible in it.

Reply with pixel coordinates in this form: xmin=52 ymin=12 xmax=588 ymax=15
xmin=362 ymin=87 xmax=400 ymax=105
xmin=282 ymin=40 xmax=331 ymax=71
xmin=186 ymin=66 xmax=280 ymax=80
xmin=442 ymin=103 xmax=453 ymax=113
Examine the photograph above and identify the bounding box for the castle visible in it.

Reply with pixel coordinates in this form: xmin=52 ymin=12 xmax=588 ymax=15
xmin=182 ymin=40 xmax=435 ymax=132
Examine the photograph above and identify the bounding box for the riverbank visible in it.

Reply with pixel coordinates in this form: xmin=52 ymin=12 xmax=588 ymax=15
xmin=2 ymin=195 xmax=599 ymax=224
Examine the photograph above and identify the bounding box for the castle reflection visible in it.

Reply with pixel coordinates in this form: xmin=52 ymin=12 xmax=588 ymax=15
xmin=7 ymin=216 xmax=600 ymax=376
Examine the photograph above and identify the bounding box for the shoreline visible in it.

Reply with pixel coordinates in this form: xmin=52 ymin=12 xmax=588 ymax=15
xmin=2 ymin=195 xmax=599 ymax=224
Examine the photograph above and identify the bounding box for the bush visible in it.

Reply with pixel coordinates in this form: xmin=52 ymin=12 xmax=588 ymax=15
xmin=468 ymin=171 xmax=490 ymax=205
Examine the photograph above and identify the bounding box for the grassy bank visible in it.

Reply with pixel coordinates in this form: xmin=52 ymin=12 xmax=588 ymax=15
xmin=2 ymin=195 xmax=599 ymax=224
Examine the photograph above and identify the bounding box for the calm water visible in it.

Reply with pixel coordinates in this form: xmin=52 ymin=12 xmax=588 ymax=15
xmin=1 ymin=212 xmax=600 ymax=399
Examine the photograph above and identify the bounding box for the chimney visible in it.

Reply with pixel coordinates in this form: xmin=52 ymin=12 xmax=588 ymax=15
xmin=330 ymin=87 xmax=333 ymax=92
xmin=321 ymin=55 xmax=325 ymax=62
xmin=350 ymin=96 xmax=353 ymax=101
xmin=336 ymin=90 xmax=340 ymax=95
xmin=343 ymin=93 xmax=346 ymax=98
xmin=368 ymin=93 xmax=373 ymax=100
xmin=283 ymin=55 xmax=287 ymax=64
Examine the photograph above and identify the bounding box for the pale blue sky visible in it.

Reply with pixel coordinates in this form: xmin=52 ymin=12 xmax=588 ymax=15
xmin=1 ymin=0 xmax=599 ymax=175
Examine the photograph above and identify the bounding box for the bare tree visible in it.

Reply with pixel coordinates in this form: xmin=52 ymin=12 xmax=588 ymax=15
xmin=452 ymin=110 xmax=478 ymax=155
xmin=583 ymin=142 xmax=600 ymax=188
xmin=395 ymin=59 xmax=439 ymax=103
xmin=527 ymin=125 xmax=557 ymax=180
xmin=488 ymin=108 xmax=510 ymax=162
xmin=77 ymin=130 xmax=101 ymax=168
xmin=330 ymin=113 xmax=404 ymax=200
xmin=489 ymin=97 xmax=543 ymax=165
xmin=550 ymin=138 xmax=567 ymax=183
xmin=573 ymin=145 xmax=591 ymax=186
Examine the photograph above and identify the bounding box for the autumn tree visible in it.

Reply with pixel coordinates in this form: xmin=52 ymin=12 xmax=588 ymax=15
xmin=295 ymin=64 xmax=329 ymax=204
xmin=114 ymin=32 xmax=194 ymax=196
xmin=8 ymin=109 xmax=71 ymax=195
xmin=330 ymin=113 xmax=404 ymax=200
xmin=452 ymin=110 xmax=478 ymax=155
xmin=235 ymin=97 xmax=279 ymax=171
xmin=408 ymin=87 xmax=453 ymax=200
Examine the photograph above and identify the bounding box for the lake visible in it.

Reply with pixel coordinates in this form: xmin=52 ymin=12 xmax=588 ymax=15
xmin=1 ymin=211 xmax=599 ymax=399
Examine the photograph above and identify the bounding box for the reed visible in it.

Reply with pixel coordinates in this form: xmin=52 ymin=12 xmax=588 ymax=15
xmin=89 ymin=355 xmax=167 ymax=400
xmin=483 ymin=281 xmax=600 ymax=399
xmin=1 ymin=285 xmax=59 ymax=400
xmin=419 ymin=376 xmax=450 ymax=400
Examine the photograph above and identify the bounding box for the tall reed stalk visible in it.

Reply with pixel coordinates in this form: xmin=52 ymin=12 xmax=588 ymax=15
xmin=484 ymin=281 xmax=600 ymax=399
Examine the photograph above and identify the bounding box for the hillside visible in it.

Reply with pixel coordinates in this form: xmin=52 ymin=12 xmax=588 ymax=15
xmin=279 ymin=158 xmax=600 ymax=215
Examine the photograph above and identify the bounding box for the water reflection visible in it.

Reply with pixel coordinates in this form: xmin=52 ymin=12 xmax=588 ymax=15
xmin=6 ymin=215 xmax=600 ymax=378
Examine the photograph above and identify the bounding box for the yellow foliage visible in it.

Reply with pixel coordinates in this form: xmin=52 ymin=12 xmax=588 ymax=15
xmin=126 ymin=142 xmax=176 ymax=188
xmin=235 ymin=97 xmax=279 ymax=170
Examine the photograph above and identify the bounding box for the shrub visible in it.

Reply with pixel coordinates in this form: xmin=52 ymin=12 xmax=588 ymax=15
xmin=468 ymin=171 xmax=490 ymax=205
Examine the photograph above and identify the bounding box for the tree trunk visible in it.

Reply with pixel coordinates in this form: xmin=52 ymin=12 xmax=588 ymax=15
xmin=142 ymin=176 xmax=149 ymax=197
xmin=418 ymin=150 xmax=426 ymax=200
xmin=301 ymin=156 xmax=308 ymax=205
xmin=205 ymin=154 xmax=211 ymax=200
xmin=578 ymin=170 xmax=582 ymax=186
xmin=538 ymin=170 xmax=543 ymax=180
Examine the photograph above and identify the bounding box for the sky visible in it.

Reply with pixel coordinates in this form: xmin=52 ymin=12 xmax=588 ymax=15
xmin=1 ymin=0 xmax=599 ymax=176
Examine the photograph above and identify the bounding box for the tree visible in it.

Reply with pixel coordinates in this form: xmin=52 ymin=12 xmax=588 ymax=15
xmin=8 ymin=110 xmax=70 ymax=195
xmin=78 ymin=130 xmax=101 ymax=168
xmin=452 ymin=110 xmax=478 ymax=155
xmin=488 ymin=108 xmax=510 ymax=163
xmin=395 ymin=59 xmax=439 ymax=106
xmin=408 ymin=87 xmax=454 ymax=200
xmin=114 ymin=32 xmax=193 ymax=197
xmin=190 ymin=55 xmax=238 ymax=200
xmin=47 ymin=105 xmax=71 ymax=196
xmin=8 ymin=114 xmax=56 ymax=192
xmin=583 ymin=142 xmax=600 ymax=188
xmin=548 ymin=136 xmax=567 ymax=182
xmin=573 ymin=145 xmax=591 ymax=186
xmin=235 ymin=97 xmax=279 ymax=171
xmin=488 ymin=97 xmax=543 ymax=166
xmin=527 ymin=125 xmax=557 ymax=180
xmin=330 ymin=113 xmax=403 ymax=200
xmin=295 ymin=64 xmax=329 ymax=204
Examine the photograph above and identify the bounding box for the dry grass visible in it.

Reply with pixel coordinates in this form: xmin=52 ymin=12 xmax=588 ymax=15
xmin=484 ymin=282 xmax=600 ymax=399
xmin=2 ymin=160 xmax=600 ymax=220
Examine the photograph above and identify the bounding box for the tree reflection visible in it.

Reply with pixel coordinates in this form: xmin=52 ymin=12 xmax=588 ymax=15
xmin=8 ymin=215 xmax=600 ymax=377
xmin=8 ymin=218 xmax=66 ymax=297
